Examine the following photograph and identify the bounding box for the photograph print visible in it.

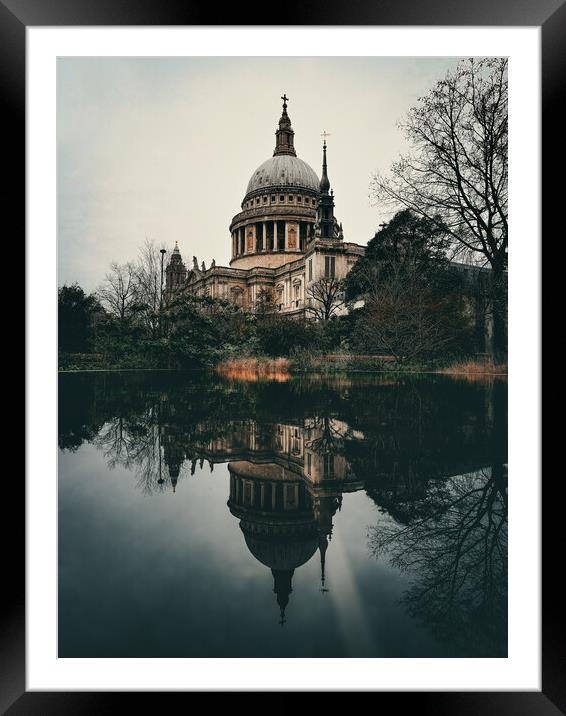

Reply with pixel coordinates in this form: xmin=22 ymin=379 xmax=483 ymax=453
xmin=58 ymin=55 xmax=508 ymax=658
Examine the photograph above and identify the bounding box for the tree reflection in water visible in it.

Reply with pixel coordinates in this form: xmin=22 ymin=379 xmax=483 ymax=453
xmin=59 ymin=371 xmax=507 ymax=651
xmin=369 ymin=464 xmax=507 ymax=656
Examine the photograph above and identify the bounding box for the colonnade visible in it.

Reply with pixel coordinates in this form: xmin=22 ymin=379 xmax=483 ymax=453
xmin=229 ymin=473 xmax=309 ymax=512
xmin=231 ymin=220 xmax=314 ymax=258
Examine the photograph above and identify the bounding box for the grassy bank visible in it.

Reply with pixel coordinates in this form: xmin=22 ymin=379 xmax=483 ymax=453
xmin=214 ymin=353 xmax=507 ymax=381
xmin=61 ymin=352 xmax=507 ymax=380
xmin=437 ymin=359 xmax=507 ymax=380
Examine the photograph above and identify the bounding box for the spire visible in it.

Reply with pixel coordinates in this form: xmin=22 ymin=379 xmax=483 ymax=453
xmin=273 ymin=94 xmax=296 ymax=157
xmin=319 ymin=136 xmax=330 ymax=194
xmin=272 ymin=568 xmax=294 ymax=625
xmin=316 ymin=135 xmax=337 ymax=240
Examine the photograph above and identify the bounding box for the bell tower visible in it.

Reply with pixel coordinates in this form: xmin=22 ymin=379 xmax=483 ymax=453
xmin=165 ymin=242 xmax=187 ymax=294
xmin=317 ymin=137 xmax=336 ymax=240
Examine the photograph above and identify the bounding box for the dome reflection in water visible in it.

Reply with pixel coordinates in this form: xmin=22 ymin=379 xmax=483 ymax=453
xmin=58 ymin=371 xmax=507 ymax=658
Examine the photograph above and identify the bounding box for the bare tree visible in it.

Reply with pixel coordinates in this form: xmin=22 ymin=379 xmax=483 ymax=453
xmin=254 ymin=286 xmax=277 ymax=317
xmin=372 ymin=58 xmax=507 ymax=357
xmin=96 ymin=261 xmax=138 ymax=323
xmin=355 ymin=261 xmax=454 ymax=363
xmin=305 ymin=277 xmax=345 ymax=321
xmin=135 ymin=238 xmax=163 ymax=337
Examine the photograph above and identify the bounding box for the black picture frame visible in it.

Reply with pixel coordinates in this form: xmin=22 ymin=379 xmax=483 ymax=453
xmin=8 ymin=0 xmax=552 ymax=711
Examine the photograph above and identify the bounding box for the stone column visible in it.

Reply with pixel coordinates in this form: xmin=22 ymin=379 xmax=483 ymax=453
xmin=284 ymin=222 xmax=289 ymax=251
xmin=273 ymin=221 xmax=278 ymax=251
xmin=262 ymin=222 xmax=267 ymax=252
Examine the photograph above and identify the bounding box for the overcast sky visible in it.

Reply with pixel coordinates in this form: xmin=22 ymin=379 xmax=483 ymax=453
xmin=57 ymin=56 xmax=462 ymax=291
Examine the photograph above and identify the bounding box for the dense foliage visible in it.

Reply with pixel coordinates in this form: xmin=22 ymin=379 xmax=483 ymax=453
xmin=58 ymin=284 xmax=102 ymax=354
xmin=344 ymin=210 xmax=451 ymax=302
xmin=345 ymin=210 xmax=476 ymax=362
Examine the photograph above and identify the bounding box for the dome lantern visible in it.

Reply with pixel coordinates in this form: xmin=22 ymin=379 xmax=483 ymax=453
xmin=273 ymin=93 xmax=296 ymax=157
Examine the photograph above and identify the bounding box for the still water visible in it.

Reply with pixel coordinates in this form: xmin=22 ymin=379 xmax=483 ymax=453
xmin=58 ymin=370 xmax=507 ymax=658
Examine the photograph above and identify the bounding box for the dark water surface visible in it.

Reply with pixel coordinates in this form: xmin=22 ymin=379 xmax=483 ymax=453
xmin=58 ymin=370 xmax=507 ymax=658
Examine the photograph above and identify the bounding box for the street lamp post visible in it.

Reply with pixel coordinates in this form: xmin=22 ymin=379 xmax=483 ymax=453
xmin=159 ymin=248 xmax=167 ymax=335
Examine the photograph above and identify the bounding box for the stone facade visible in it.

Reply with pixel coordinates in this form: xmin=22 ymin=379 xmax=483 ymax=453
xmin=164 ymin=96 xmax=365 ymax=318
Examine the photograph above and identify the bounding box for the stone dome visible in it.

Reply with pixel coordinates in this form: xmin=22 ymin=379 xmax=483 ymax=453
xmin=243 ymin=532 xmax=319 ymax=572
xmin=245 ymin=155 xmax=319 ymax=197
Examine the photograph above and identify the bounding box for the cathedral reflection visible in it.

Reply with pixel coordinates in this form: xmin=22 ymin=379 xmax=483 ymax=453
xmin=59 ymin=374 xmax=507 ymax=656
xmin=160 ymin=418 xmax=356 ymax=622
xmin=151 ymin=379 xmax=504 ymax=623
xmin=59 ymin=372 xmax=506 ymax=635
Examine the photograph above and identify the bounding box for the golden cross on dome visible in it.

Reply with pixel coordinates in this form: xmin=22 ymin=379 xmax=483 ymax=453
xmin=281 ymin=93 xmax=289 ymax=108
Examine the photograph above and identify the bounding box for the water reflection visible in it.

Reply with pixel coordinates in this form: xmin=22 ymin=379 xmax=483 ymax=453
xmin=59 ymin=371 xmax=507 ymax=656
xmin=369 ymin=465 xmax=507 ymax=655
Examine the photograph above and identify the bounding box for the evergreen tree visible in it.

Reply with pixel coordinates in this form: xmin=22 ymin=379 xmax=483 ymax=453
xmin=58 ymin=284 xmax=101 ymax=353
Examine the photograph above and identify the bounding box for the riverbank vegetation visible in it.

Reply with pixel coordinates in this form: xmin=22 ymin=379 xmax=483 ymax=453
xmin=58 ymin=210 xmax=505 ymax=374
xmin=59 ymin=205 xmax=505 ymax=374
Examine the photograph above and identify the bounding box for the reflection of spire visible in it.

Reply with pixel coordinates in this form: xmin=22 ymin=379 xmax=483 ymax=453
xmin=169 ymin=465 xmax=179 ymax=492
xmin=272 ymin=568 xmax=294 ymax=625
xmin=167 ymin=446 xmax=180 ymax=492
xmin=157 ymin=427 xmax=164 ymax=485
xmin=319 ymin=533 xmax=329 ymax=593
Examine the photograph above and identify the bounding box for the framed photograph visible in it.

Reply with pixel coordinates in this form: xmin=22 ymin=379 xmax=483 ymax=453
xmin=11 ymin=0 xmax=552 ymax=709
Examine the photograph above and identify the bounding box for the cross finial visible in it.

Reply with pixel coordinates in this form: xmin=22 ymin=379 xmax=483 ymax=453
xmin=321 ymin=130 xmax=331 ymax=146
xmin=281 ymin=93 xmax=289 ymax=109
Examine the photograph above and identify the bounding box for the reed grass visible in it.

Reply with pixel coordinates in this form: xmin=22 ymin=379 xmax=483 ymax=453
xmin=438 ymin=359 xmax=507 ymax=379
xmin=216 ymin=357 xmax=291 ymax=382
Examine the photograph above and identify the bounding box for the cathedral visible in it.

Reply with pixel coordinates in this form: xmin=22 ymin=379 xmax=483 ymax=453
xmin=164 ymin=95 xmax=365 ymax=316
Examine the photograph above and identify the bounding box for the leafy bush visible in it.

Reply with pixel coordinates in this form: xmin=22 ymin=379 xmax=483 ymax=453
xmin=255 ymin=317 xmax=316 ymax=357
